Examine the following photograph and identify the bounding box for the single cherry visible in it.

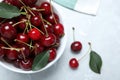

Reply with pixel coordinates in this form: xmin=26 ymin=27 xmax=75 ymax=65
xmin=71 ymin=27 xmax=82 ymax=52
xmin=41 ymin=33 xmax=56 ymax=47
xmin=16 ymin=33 xmax=29 ymax=43
xmin=0 ymin=23 xmax=17 ymax=39
xmin=45 ymin=13 xmax=59 ymax=25
xmin=69 ymin=58 xmax=79 ymax=69
xmin=30 ymin=15 xmax=42 ymax=26
xmin=54 ymin=23 xmax=64 ymax=37
xmin=40 ymin=2 xmax=51 ymax=15
xmin=48 ymin=48 xmax=57 ymax=62
xmin=28 ymin=28 xmax=42 ymax=40
xmin=6 ymin=49 xmax=18 ymax=60
xmin=19 ymin=59 xmax=33 ymax=70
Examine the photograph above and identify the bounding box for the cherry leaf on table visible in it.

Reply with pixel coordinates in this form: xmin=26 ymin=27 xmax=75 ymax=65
xmin=89 ymin=50 xmax=102 ymax=74
xmin=32 ymin=50 xmax=50 ymax=71
xmin=0 ymin=2 xmax=21 ymax=19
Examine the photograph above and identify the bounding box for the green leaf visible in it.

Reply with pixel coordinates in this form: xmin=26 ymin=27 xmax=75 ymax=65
xmin=0 ymin=2 xmax=21 ymax=19
xmin=89 ymin=50 xmax=102 ymax=74
xmin=32 ymin=50 xmax=50 ymax=71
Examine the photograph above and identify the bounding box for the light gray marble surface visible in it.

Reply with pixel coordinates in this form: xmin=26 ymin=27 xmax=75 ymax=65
xmin=0 ymin=0 xmax=120 ymax=80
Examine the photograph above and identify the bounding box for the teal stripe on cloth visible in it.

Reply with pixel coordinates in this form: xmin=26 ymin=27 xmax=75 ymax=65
xmin=53 ymin=0 xmax=77 ymax=9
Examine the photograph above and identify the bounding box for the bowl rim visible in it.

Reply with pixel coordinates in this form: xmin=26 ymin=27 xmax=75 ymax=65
xmin=0 ymin=0 xmax=67 ymax=74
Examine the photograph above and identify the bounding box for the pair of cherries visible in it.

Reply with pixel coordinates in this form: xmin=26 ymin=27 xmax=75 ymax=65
xmin=69 ymin=27 xmax=82 ymax=69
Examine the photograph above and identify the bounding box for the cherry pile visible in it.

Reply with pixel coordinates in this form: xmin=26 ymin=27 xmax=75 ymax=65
xmin=0 ymin=0 xmax=64 ymax=70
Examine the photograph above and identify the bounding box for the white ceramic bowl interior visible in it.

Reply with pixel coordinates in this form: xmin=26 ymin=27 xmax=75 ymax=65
xmin=0 ymin=0 xmax=67 ymax=74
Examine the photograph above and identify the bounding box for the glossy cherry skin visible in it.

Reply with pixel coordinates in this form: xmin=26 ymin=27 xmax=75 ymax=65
xmin=28 ymin=28 xmax=42 ymax=40
xmin=16 ymin=33 xmax=29 ymax=43
xmin=40 ymin=2 xmax=51 ymax=15
xmin=45 ymin=13 xmax=59 ymax=25
xmin=6 ymin=49 xmax=18 ymax=60
xmin=0 ymin=44 xmax=5 ymax=58
xmin=54 ymin=23 xmax=64 ymax=37
xmin=30 ymin=15 xmax=42 ymax=26
xmin=23 ymin=0 xmax=37 ymax=6
xmin=71 ymin=41 xmax=82 ymax=52
xmin=19 ymin=59 xmax=33 ymax=70
xmin=0 ymin=23 xmax=17 ymax=39
xmin=40 ymin=23 xmax=53 ymax=33
xmin=48 ymin=48 xmax=56 ymax=62
xmin=69 ymin=58 xmax=79 ymax=69
xmin=41 ymin=33 xmax=56 ymax=47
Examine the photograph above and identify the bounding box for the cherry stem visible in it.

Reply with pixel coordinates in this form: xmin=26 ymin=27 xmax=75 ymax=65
xmin=78 ymin=42 xmax=92 ymax=62
xmin=72 ymin=27 xmax=75 ymax=41
xmin=50 ymin=0 xmax=57 ymax=24
xmin=19 ymin=0 xmax=26 ymax=7
xmin=43 ymin=19 xmax=52 ymax=26
xmin=31 ymin=8 xmax=45 ymax=12
xmin=23 ymin=22 xmax=28 ymax=34
xmin=12 ymin=20 xmax=27 ymax=27
xmin=20 ymin=12 xmax=26 ymax=15
xmin=27 ymin=7 xmax=35 ymax=16
xmin=0 ymin=37 xmax=12 ymax=48
xmin=2 ymin=47 xmax=21 ymax=52
xmin=40 ymin=14 xmax=48 ymax=37
xmin=14 ymin=39 xmax=33 ymax=48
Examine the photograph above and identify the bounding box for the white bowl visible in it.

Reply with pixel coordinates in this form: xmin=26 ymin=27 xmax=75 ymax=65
xmin=0 ymin=0 xmax=67 ymax=74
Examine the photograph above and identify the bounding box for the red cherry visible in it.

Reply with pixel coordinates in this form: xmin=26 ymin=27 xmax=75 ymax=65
xmin=41 ymin=33 xmax=56 ymax=47
xmin=30 ymin=15 xmax=42 ymax=26
xmin=0 ymin=23 xmax=17 ymax=39
xmin=71 ymin=41 xmax=82 ymax=52
xmin=28 ymin=28 xmax=42 ymax=40
xmin=16 ymin=33 xmax=29 ymax=43
xmin=48 ymin=48 xmax=57 ymax=62
xmin=19 ymin=59 xmax=33 ymax=70
xmin=45 ymin=13 xmax=59 ymax=25
xmin=54 ymin=23 xmax=64 ymax=37
xmin=40 ymin=2 xmax=51 ymax=15
xmin=6 ymin=49 xmax=18 ymax=60
xmin=69 ymin=58 xmax=79 ymax=69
